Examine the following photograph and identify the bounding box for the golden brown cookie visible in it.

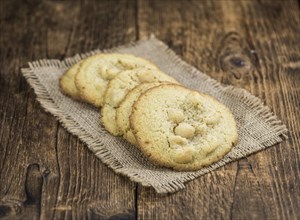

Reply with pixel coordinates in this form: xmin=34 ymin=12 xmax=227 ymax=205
xmin=75 ymin=53 xmax=160 ymax=107
xmin=130 ymin=84 xmax=238 ymax=171
xmin=116 ymin=82 xmax=172 ymax=145
xmin=101 ymin=68 xmax=178 ymax=136
xmin=59 ymin=61 xmax=82 ymax=100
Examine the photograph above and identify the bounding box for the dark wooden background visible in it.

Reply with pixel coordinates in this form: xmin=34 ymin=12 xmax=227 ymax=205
xmin=0 ymin=0 xmax=299 ymax=219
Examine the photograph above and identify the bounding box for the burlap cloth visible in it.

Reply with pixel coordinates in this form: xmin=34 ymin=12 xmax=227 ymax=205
xmin=21 ymin=36 xmax=288 ymax=193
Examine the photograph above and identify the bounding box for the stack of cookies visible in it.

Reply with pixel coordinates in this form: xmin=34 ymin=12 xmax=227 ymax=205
xmin=60 ymin=53 xmax=238 ymax=171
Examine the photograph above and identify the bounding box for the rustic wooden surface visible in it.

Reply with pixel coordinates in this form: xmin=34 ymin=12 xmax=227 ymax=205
xmin=0 ymin=0 xmax=299 ymax=219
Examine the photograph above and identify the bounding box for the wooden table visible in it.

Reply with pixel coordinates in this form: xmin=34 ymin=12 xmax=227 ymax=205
xmin=0 ymin=0 xmax=299 ymax=219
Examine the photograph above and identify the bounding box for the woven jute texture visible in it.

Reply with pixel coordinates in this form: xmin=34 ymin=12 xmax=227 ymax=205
xmin=21 ymin=37 xmax=288 ymax=193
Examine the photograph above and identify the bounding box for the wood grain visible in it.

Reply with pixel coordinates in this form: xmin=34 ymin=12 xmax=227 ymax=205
xmin=137 ymin=0 xmax=300 ymax=219
xmin=0 ymin=1 xmax=137 ymax=219
xmin=0 ymin=0 xmax=299 ymax=219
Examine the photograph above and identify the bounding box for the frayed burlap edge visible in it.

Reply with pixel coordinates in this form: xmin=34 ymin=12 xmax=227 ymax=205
xmin=21 ymin=36 xmax=288 ymax=193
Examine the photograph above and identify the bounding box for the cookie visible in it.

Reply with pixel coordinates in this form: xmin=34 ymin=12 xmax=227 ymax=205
xmin=75 ymin=53 xmax=160 ymax=107
xmin=130 ymin=84 xmax=238 ymax=171
xmin=59 ymin=61 xmax=82 ymax=100
xmin=101 ymin=68 xmax=179 ymax=136
xmin=116 ymin=82 xmax=172 ymax=145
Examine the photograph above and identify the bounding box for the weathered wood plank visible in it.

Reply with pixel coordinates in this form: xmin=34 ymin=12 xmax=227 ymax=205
xmin=240 ymin=1 xmax=300 ymax=219
xmin=0 ymin=0 xmax=137 ymax=219
xmin=137 ymin=0 xmax=300 ymax=219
